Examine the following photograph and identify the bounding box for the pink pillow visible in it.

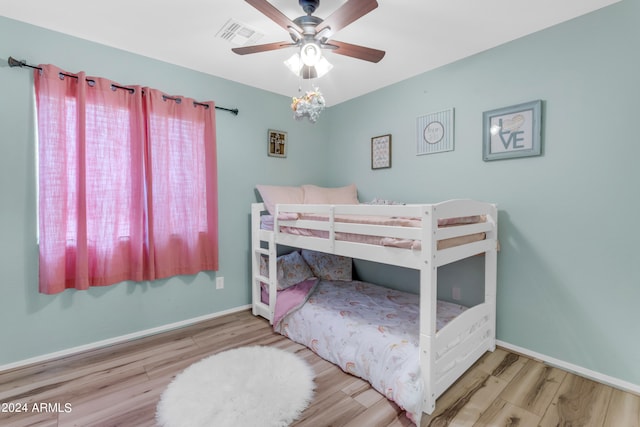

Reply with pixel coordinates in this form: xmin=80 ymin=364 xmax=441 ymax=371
xmin=256 ymin=185 xmax=304 ymax=215
xmin=301 ymin=184 xmax=358 ymax=205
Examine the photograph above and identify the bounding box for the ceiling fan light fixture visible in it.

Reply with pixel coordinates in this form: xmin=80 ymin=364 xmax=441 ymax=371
xmin=300 ymin=42 xmax=322 ymax=66
xmin=284 ymin=53 xmax=333 ymax=79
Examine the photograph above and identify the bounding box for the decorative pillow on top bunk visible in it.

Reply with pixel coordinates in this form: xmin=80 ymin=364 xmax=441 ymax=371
xmin=255 ymin=184 xmax=304 ymax=216
xmin=260 ymin=250 xmax=315 ymax=290
xmin=301 ymin=184 xmax=358 ymax=205
xmin=255 ymin=183 xmax=359 ymax=216
xmin=300 ymin=249 xmax=352 ymax=281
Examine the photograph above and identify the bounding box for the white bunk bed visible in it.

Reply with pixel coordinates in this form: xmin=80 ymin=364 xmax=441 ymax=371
xmin=251 ymin=198 xmax=498 ymax=421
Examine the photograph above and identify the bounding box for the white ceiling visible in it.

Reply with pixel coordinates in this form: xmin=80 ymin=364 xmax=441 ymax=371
xmin=1 ymin=0 xmax=620 ymax=106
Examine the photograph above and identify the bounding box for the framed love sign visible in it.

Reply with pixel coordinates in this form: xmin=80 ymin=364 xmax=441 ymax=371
xmin=482 ymin=100 xmax=542 ymax=161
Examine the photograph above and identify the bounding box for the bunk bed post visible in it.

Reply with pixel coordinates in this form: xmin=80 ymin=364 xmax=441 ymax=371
xmin=328 ymin=205 xmax=336 ymax=252
xmin=485 ymin=204 xmax=499 ymax=352
xmin=419 ymin=204 xmax=438 ymax=414
xmin=251 ymin=203 xmax=263 ymax=317
xmin=268 ymin=206 xmax=279 ymax=322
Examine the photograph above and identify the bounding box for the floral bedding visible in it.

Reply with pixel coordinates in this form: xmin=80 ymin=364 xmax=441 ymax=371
xmin=273 ymin=279 xmax=467 ymax=424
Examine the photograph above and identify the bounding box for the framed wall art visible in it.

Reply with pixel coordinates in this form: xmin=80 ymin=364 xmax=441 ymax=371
xmin=268 ymin=129 xmax=287 ymax=158
xmin=416 ymin=108 xmax=454 ymax=155
xmin=371 ymin=134 xmax=392 ymax=169
xmin=483 ymin=100 xmax=542 ymax=161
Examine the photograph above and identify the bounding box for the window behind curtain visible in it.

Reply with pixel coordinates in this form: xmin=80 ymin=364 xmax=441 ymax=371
xmin=35 ymin=65 xmax=218 ymax=295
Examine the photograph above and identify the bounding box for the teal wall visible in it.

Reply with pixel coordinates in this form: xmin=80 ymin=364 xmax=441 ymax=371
xmin=325 ymin=0 xmax=639 ymax=386
xmin=1 ymin=0 xmax=639 ymax=391
xmin=0 ymin=16 xmax=328 ymax=365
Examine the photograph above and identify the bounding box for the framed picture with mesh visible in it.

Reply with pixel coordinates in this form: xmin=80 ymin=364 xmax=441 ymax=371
xmin=371 ymin=134 xmax=391 ymax=169
xmin=268 ymin=129 xmax=287 ymax=158
xmin=416 ymin=108 xmax=454 ymax=155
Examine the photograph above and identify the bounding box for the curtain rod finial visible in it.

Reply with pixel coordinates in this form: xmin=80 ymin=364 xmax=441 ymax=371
xmin=8 ymin=56 xmax=27 ymax=68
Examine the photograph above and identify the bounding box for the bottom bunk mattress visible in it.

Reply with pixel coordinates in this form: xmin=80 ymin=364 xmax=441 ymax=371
xmin=273 ymin=279 xmax=467 ymax=423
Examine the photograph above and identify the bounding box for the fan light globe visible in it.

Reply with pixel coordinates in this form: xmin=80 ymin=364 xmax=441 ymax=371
xmin=300 ymin=42 xmax=321 ymax=66
xmin=314 ymin=57 xmax=333 ymax=77
xmin=284 ymin=53 xmax=303 ymax=75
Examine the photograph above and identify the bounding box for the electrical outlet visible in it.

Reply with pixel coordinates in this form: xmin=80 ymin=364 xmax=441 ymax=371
xmin=216 ymin=277 xmax=224 ymax=289
xmin=452 ymin=286 xmax=461 ymax=301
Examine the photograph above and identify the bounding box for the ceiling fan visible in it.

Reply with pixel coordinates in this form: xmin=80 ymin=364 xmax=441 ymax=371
xmin=232 ymin=0 xmax=385 ymax=78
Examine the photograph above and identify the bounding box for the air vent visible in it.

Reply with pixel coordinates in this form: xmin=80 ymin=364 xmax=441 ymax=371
xmin=216 ymin=19 xmax=264 ymax=46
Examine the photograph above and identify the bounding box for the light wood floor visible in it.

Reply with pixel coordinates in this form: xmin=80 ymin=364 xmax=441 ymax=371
xmin=1 ymin=309 xmax=638 ymax=427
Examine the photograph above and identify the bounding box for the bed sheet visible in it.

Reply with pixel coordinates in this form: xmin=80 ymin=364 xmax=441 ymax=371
xmin=261 ymin=214 xmax=485 ymax=250
xmin=274 ymin=279 xmax=467 ymax=423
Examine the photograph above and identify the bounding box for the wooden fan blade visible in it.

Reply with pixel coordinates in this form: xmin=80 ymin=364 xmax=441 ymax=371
xmin=315 ymin=0 xmax=379 ymax=38
xmin=245 ymin=0 xmax=303 ymax=34
xmin=232 ymin=41 xmax=295 ymax=55
xmin=324 ymin=40 xmax=385 ymax=63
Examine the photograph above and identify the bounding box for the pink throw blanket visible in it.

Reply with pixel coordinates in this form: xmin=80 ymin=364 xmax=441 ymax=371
xmin=272 ymin=278 xmax=319 ymax=328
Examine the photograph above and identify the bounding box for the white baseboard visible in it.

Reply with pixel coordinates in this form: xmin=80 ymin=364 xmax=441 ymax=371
xmin=0 ymin=304 xmax=252 ymax=373
xmin=497 ymin=340 xmax=640 ymax=396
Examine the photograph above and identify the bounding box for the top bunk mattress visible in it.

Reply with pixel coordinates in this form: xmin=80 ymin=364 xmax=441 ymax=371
xmin=260 ymin=213 xmax=486 ymax=250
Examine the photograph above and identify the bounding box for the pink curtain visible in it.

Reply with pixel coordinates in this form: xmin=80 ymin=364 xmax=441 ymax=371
xmin=34 ymin=65 xmax=218 ymax=294
xmin=144 ymin=89 xmax=219 ymax=279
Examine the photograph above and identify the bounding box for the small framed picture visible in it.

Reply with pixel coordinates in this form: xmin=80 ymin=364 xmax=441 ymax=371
xmin=416 ymin=108 xmax=454 ymax=155
xmin=483 ymin=100 xmax=542 ymax=161
xmin=371 ymin=134 xmax=392 ymax=169
xmin=268 ymin=129 xmax=287 ymax=158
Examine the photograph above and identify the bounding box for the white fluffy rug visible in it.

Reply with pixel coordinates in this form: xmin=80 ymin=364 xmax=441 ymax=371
xmin=156 ymin=346 xmax=315 ymax=427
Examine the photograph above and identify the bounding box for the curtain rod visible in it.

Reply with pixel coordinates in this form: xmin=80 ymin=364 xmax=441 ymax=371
xmin=8 ymin=56 xmax=239 ymax=116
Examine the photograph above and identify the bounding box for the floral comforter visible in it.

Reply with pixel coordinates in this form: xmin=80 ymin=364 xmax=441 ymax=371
xmin=274 ymin=279 xmax=467 ymax=424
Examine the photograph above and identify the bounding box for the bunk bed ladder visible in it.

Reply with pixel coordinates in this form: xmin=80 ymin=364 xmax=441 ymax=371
xmin=251 ymin=203 xmax=277 ymax=323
